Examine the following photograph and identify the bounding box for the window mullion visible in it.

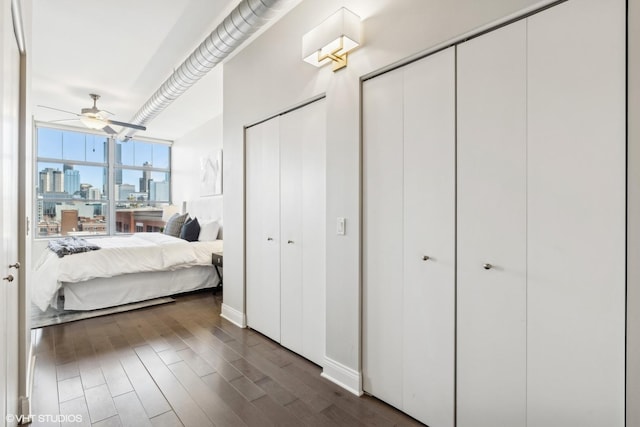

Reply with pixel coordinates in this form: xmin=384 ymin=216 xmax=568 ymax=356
xmin=108 ymin=136 xmax=116 ymax=235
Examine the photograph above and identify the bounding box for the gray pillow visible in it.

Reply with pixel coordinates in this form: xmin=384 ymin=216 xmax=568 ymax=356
xmin=164 ymin=212 xmax=189 ymax=237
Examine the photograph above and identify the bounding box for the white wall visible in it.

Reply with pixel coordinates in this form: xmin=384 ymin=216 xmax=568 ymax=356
xmin=172 ymin=113 xmax=223 ymax=211
xmin=223 ymin=0 xmax=548 ymax=380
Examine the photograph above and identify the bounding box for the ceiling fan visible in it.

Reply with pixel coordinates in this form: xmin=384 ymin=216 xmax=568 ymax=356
xmin=38 ymin=93 xmax=146 ymax=135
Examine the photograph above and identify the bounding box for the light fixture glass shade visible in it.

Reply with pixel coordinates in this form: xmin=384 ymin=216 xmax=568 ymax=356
xmin=302 ymin=7 xmax=361 ymax=69
xmin=79 ymin=115 xmax=107 ymax=130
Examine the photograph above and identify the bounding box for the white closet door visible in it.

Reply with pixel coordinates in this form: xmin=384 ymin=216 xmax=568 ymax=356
xmin=402 ymin=47 xmax=455 ymax=427
xmin=362 ymin=70 xmax=404 ymax=408
xmin=456 ymin=21 xmax=527 ymax=427
xmin=299 ymin=99 xmax=326 ymax=366
xmin=246 ymin=117 xmax=281 ymax=342
xmin=280 ymin=108 xmax=304 ymax=356
xmin=526 ymin=0 xmax=625 ymax=425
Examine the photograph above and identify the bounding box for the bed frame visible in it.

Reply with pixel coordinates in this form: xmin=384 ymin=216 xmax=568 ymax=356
xmin=58 ymin=197 xmax=223 ymax=311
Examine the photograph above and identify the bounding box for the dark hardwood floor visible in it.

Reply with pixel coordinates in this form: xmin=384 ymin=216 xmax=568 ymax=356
xmin=30 ymin=291 xmax=424 ymax=426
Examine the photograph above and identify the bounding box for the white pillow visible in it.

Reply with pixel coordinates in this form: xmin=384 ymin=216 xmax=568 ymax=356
xmin=199 ymin=220 xmax=220 ymax=241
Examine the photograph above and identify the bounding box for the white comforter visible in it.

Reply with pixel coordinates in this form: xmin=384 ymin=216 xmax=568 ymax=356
xmin=32 ymin=233 xmax=223 ymax=311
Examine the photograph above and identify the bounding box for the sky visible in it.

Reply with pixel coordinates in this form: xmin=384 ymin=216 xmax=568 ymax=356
xmin=37 ymin=127 xmax=170 ymax=194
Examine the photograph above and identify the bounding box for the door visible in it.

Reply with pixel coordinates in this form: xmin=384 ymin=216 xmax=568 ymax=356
xmin=456 ymin=21 xmax=527 ymax=427
xmin=362 ymin=69 xmax=404 ymax=409
xmin=402 ymin=47 xmax=455 ymax=427
xmin=363 ymin=47 xmax=456 ymax=426
xmin=298 ymin=99 xmax=325 ymax=366
xmin=246 ymin=117 xmax=281 ymax=341
xmin=280 ymin=108 xmax=304 ymax=355
xmin=1 ymin=0 xmax=21 ymax=422
xmin=526 ymin=0 xmax=625 ymax=424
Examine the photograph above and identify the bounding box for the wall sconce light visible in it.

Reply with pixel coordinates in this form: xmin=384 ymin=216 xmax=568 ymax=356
xmin=302 ymin=7 xmax=361 ymax=72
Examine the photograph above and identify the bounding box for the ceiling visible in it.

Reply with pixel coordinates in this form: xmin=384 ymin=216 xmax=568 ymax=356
xmin=30 ymin=0 xmax=296 ymax=141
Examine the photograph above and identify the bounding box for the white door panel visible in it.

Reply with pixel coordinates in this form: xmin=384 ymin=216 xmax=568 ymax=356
xmin=280 ymin=108 xmax=303 ymax=355
xmin=526 ymin=0 xmax=626 ymax=425
xmin=1 ymin=0 xmax=20 ymax=422
xmin=246 ymin=118 xmax=281 ymax=342
xmin=402 ymin=47 xmax=455 ymax=427
xmin=299 ymin=99 xmax=326 ymax=366
xmin=456 ymin=21 xmax=527 ymax=427
xmin=362 ymin=70 xmax=404 ymax=408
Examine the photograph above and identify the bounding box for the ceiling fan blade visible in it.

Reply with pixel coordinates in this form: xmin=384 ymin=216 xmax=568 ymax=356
xmin=102 ymin=126 xmax=117 ymax=135
xmin=49 ymin=118 xmax=79 ymax=123
xmin=37 ymin=105 xmax=80 ymax=116
xmin=107 ymin=119 xmax=146 ymax=131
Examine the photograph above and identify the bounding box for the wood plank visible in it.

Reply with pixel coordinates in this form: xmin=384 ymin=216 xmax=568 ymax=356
xmin=168 ymin=361 xmax=246 ymax=427
xmin=118 ymin=349 xmax=171 ymax=418
xmin=58 ymin=377 xmax=84 ymax=403
xmin=91 ymin=415 xmax=123 ymax=427
xmin=201 ymin=373 xmax=274 ymax=427
xmin=84 ymin=384 xmax=117 ymax=423
xmin=149 ymin=412 xmax=183 ymax=427
xmin=31 ymin=351 xmax=61 ymax=427
xmin=250 ymin=395 xmax=304 ymax=427
xmin=58 ymin=396 xmax=90 ymax=427
xmin=175 ymin=348 xmax=215 ymax=376
xmin=228 ymin=376 xmax=266 ymax=402
xmin=134 ymin=345 xmax=213 ymax=427
xmin=113 ymin=391 xmax=153 ymax=427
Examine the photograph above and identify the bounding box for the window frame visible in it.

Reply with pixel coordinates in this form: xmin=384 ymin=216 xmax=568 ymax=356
xmin=34 ymin=121 xmax=172 ymax=238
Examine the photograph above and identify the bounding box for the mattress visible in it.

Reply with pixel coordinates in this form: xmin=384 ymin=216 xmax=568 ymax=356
xmin=32 ymin=232 xmax=223 ymax=311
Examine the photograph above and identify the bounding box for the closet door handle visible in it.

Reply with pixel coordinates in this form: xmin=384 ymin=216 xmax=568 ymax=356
xmin=287 ymin=240 xmax=294 ymax=244
xmin=3 ymin=274 xmax=14 ymax=282
xmin=483 ymin=263 xmax=493 ymax=270
xmin=267 ymin=237 xmax=273 ymax=241
xmin=9 ymin=262 xmax=20 ymax=269
xmin=422 ymin=255 xmax=430 ymax=261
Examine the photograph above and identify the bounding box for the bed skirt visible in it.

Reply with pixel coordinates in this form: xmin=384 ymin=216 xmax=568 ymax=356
xmin=61 ymin=265 xmax=219 ymax=311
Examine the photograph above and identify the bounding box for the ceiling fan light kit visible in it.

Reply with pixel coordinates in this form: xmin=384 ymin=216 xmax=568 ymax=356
xmin=39 ymin=93 xmax=146 ymax=135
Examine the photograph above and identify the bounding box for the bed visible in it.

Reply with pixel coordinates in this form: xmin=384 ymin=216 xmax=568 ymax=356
xmin=32 ymin=199 xmax=223 ymax=312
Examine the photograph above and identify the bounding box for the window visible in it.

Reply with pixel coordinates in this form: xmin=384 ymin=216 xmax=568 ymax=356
xmin=114 ymin=139 xmax=171 ymax=234
xmin=35 ymin=124 xmax=171 ymax=238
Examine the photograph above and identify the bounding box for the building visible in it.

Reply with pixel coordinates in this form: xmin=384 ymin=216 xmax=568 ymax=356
xmin=139 ymin=161 xmax=153 ymax=193
xmin=149 ymin=180 xmax=169 ymax=202
xmin=63 ymin=168 xmax=80 ymax=195
xmin=38 ymin=167 xmax=64 ymax=193
xmin=116 ymin=183 xmax=135 ymax=201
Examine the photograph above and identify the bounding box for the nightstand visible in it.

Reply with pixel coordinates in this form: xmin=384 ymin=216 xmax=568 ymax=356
xmin=211 ymin=252 xmax=223 ymax=292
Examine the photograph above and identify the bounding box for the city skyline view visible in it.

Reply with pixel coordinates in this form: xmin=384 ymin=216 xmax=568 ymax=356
xmin=35 ymin=126 xmax=172 ymax=236
xmin=37 ymin=127 xmax=170 ymax=200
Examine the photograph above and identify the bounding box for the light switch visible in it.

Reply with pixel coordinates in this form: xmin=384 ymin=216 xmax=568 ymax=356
xmin=337 ymin=217 xmax=346 ymax=235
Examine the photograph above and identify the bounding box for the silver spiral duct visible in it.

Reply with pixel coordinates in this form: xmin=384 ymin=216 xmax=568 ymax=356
xmin=122 ymin=0 xmax=284 ymax=139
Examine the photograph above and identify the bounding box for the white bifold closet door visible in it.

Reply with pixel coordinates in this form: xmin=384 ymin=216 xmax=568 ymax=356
xmin=526 ymin=0 xmax=625 ymax=425
xmin=280 ymin=99 xmax=326 ymax=366
xmin=246 ymin=98 xmax=326 ymax=366
xmin=246 ymin=117 xmax=281 ymax=342
xmin=456 ymin=21 xmax=527 ymax=427
xmin=363 ymin=47 xmax=455 ymax=427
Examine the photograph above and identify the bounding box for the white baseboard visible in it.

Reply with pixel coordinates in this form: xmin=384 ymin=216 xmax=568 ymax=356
xmin=321 ymin=356 xmax=363 ymax=396
xmin=220 ymin=303 xmax=246 ymax=328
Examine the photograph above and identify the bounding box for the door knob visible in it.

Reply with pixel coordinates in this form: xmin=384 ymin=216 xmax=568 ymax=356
xmin=483 ymin=263 xmax=493 ymax=270
xmin=267 ymin=237 xmax=273 ymax=241
xmin=3 ymin=274 xmax=14 ymax=282
xmin=287 ymin=240 xmax=294 ymax=244
xmin=422 ymin=255 xmax=430 ymax=261
xmin=9 ymin=262 xmax=20 ymax=269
